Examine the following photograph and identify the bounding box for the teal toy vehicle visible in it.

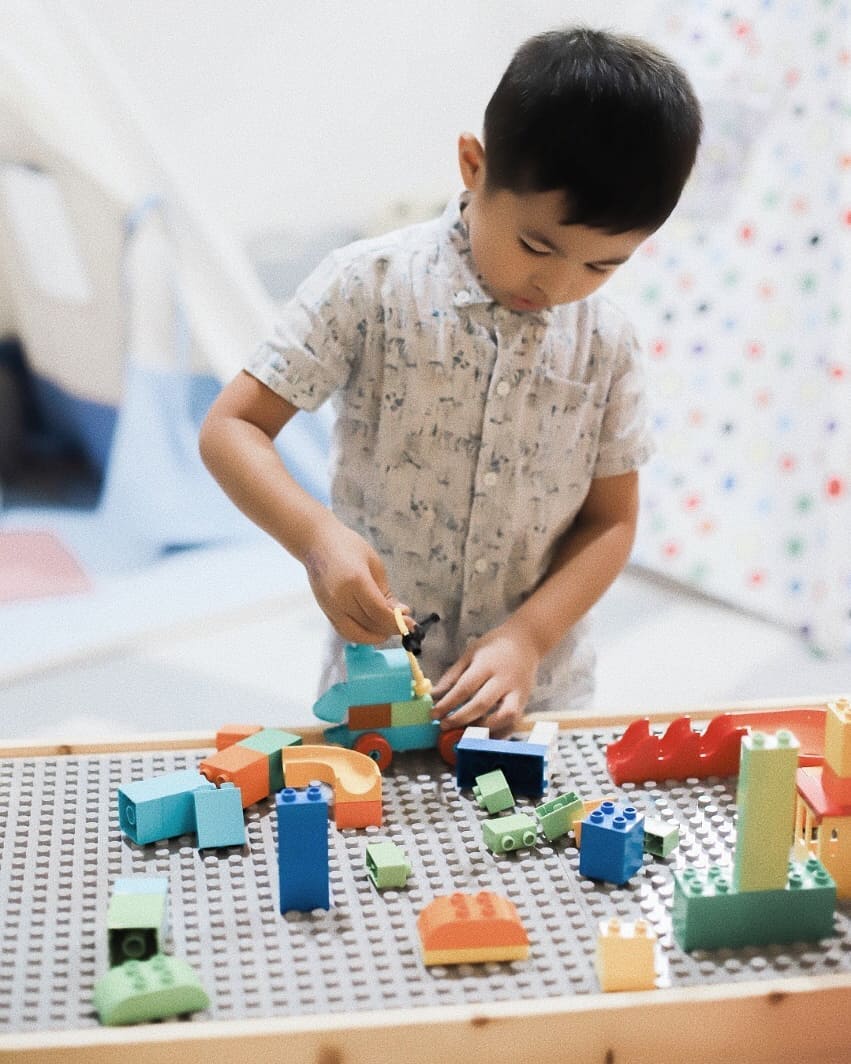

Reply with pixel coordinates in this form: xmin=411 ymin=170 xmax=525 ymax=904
xmin=313 ymin=643 xmax=463 ymax=770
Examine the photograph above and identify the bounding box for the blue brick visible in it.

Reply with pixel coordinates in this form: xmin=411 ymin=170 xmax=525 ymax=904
xmin=276 ymin=786 xmax=330 ymax=911
xmin=455 ymin=736 xmax=547 ymax=798
xmin=193 ymin=783 xmax=246 ymax=849
xmin=117 ymin=769 xmax=214 ymax=845
xmin=579 ymin=801 xmax=645 ymax=885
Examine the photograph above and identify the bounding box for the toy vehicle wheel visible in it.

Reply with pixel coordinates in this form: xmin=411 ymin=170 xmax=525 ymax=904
xmin=437 ymin=727 xmax=464 ymax=766
xmin=353 ymin=733 xmax=393 ymax=771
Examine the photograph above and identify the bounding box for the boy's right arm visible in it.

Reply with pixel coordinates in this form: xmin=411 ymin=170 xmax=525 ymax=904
xmin=199 ymin=371 xmax=406 ymax=644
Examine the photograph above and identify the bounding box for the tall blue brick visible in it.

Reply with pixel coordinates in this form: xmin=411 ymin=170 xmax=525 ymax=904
xmin=579 ymin=801 xmax=645 ymax=885
xmin=276 ymin=786 xmax=330 ymax=912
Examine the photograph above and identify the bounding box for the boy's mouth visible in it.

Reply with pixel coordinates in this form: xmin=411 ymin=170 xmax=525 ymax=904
xmin=509 ymin=294 xmax=547 ymax=312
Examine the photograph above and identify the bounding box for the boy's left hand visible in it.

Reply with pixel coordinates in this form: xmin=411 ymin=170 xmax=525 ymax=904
xmin=430 ymin=622 xmax=541 ymax=738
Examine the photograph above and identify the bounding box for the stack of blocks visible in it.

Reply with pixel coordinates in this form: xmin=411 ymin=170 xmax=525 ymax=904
xmin=672 ymin=730 xmax=837 ymax=950
xmin=93 ymin=876 xmax=209 ymax=1026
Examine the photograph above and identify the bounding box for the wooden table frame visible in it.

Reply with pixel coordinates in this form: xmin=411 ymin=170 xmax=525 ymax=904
xmin=2 ymin=699 xmax=850 ymax=1064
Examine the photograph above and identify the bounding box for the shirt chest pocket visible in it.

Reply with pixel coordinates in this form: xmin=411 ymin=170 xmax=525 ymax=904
xmin=503 ymin=375 xmax=603 ymax=500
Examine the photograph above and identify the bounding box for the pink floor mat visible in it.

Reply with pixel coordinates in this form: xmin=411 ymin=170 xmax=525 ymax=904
xmin=0 ymin=530 xmax=91 ymax=603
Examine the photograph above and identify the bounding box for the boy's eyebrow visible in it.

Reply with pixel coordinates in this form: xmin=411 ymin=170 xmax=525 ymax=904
xmin=524 ymin=228 xmax=630 ymax=266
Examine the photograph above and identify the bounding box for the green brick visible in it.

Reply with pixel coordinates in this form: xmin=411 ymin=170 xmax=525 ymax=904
xmin=107 ymin=893 xmax=168 ymax=967
xmin=534 ymin=791 xmax=583 ymax=841
xmin=733 ymin=730 xmax=800 ymax=892
xmin=672 ymin=858 xmax=835 ymax=951
xmin=390 ymin=696 xmax=433 ymax=727
xmin=365 ymin=841 xmax=412 ymax=889
xmin=93 ymin=954 xmax=209 ymax=1026
xmin=643 ymin=816 xmax=679 ymax=858
xmin=238 ymin=728 xmax=302 ymax=793
xmin=472 ymin=769 xmax=514 ymax=814
xmin=482 ymin=813 xmax=537 ymax=854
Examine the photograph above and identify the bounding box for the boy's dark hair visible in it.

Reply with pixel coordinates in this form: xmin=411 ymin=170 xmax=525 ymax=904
xmin=483 ymin=27 xmax=702 ymax=234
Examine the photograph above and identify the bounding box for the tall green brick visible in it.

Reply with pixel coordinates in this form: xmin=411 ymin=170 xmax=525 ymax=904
xmin=733 ymin=729 xmax=799 ymax=892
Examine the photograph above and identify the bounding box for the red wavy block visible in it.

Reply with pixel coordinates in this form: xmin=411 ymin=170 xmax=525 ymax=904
xmin=606 ymin=714 xmax=749 ymax=785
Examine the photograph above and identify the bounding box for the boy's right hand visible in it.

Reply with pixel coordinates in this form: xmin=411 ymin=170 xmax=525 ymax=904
xmin=303 ymin=521 xmax=409 ymax=645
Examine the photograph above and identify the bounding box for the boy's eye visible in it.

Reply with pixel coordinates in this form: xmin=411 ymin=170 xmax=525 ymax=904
xmin=585 ymin=263 xmax=611 ymax=274
xmin=519 ymin=237 xmax=550 ymax=256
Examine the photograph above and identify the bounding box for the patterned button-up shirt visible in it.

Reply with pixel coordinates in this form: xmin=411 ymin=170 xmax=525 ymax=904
xmin=247 ymin=194 xmax=654 ymax=712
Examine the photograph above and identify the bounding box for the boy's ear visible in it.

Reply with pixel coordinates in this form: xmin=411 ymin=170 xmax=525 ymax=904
xmin=457 ymin=133 xmax=486 ymax=190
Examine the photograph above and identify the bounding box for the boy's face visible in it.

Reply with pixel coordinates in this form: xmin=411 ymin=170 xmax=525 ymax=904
xmin=458 ymin=134 xmax=648 ymax=311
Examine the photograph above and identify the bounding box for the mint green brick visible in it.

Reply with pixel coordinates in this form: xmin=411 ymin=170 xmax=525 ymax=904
xmin=672 ymin=858 xmax=835 ymax=951
xmin=472 ymin=769 xmax=514 ymax=813
xmin=733 ymin=730 xmax=799 ymax=892
xmin=365 ymin=841 xmax=411 ymax=889
xmin=643 ymin=816 xmax=679 ymax=858
xmin=390 ymin=696 xmax=433 ymax=727
xmin=107 ymin=893 xmax=168 ymax=967
xmin=534 ymin=791 xmax=583 ymax=841
xmin=238 ymin=728 xmax=302 ymax=793
xmin=482 ymin=812 xmax=537 ymax=854
xmin=93 ymin=955 xmax=209 ymax=1026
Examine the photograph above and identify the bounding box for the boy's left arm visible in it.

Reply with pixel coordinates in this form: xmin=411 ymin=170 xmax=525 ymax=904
xmin=431 ymin=470 xmax=639 ymax=736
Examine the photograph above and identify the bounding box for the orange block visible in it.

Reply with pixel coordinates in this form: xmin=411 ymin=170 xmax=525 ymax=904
xmin=199 ymin=745 xmax=269 ymax=807
xmin=822 ymin=762 xmax=851 ymax=806
xmin=334 ymin=799 xmax=382 ymax=829
xmin=215 ymin=724 xmax=263 ymax=751
xmin=348 ymin=703 xmax=392 ymax=730
xmin=417 ymin=891 xmax=529 ymax=965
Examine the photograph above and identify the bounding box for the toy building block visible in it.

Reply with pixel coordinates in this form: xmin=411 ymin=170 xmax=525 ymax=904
xmin=215 ymin=724 xmax=263 ymax=750
xmin=199 ymin=744 xmax=270 ymax=808
xmin=417 ymin=891 xmax=529 ymax=965
xmin=733 ymin=730 xmax=800 ymax=893
xmin=313 ymin=644 xmax=414 ymax=722
xmin=481 ymin=812 xmax=537 ymax=854
xmin=606 ymin=714 xmax=750 ymax=785
xmin=572 ymin=797 xmax=618 ymax=846
xmin=283 ymin=744 xmax=382 ymax=828
xmin=276 ymin=786 xmax=330 ymax=912
xmin=534 ymin=791 xmax=584 ymax=842
xmin=92 ymin=954 xmax=209 ymax=1026
xmin=193 ymin=783 xmax=246 ymax=849
xmin=118 ymin=769 xmax=214 ymax=845
xmin=579 ymin=801 xmax=645 ymax=885
xmin=349 ymin=703 xmax=392 ymax=730
xmin=472 ymin=769 xmax=514 ymax=814
xmin=391 ymin=696 xmax=434 ymax=727
xmin=595 ymin=918 xmax=657 ymax=992
xmin=107 ymin=877 xmax=169 ymax=967
xmin=527 ymin=720 xmax=559 ymax=753
xmin=456 ymin=731 xmax=548 ymax=798
xmin=365 ymin=841 xmax=412 ymax=889
xmin=795 ymin=764 xmax=851 ymax=899
xmin=237 ymin=727 xmax=302 ymax=793
xmin=671 ymin=859 xmax=836 ymax=951
xmin=643 ymin=816 xmax=679 ymax=858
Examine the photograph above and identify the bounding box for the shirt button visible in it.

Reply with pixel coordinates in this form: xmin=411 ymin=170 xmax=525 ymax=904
xmin=474 ymin=557 xmax=488 ymax=574
xmin=496 ymin=380 xmax=510 ymax=397
xmin=455 ymin=289 xmax=472 ymax=305
xmin=483 ymin=471 xmax=498 ymax=487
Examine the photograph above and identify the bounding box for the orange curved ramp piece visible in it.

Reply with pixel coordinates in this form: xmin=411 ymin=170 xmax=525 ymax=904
xmin=417 ymin=891 xmax=529 ymax=965
xmin=282 ymin=745 xmax=381 ymax=805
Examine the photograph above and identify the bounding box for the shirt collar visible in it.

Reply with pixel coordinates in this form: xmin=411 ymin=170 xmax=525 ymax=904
xmin=442 ymin=191 xmax=554 ymax=321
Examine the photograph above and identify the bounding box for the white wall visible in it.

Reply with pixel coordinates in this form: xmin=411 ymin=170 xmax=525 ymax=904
xmin=75 ymin=1 xmax=647 ymax=243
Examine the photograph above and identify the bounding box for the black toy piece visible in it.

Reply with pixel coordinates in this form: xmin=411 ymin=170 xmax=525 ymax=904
xmin=401 ymin=613 xmax=440 ymax=657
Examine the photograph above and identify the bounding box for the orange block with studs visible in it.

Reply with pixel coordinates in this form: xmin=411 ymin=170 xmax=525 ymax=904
xmin=417 ymin=891 xmax=529 ymax=965
xmin=215 ymin=724 xmax=263 ymax=751
xmin=199 ymin=745 xmax=269 ymax=807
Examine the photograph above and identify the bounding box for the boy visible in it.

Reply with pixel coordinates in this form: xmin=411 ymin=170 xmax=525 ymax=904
xmin=200 ymin=27 xmax=702 ymax=736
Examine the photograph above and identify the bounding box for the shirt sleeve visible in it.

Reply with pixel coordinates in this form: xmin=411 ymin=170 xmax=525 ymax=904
xmin=593 ymin=318 xmax=656 ymax=478
xmin=245 ymin=248 xmax=366 ymax=412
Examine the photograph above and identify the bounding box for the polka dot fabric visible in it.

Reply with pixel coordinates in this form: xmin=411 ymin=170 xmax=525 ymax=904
xmin=607 ymin=0 xmax=851 ymax=655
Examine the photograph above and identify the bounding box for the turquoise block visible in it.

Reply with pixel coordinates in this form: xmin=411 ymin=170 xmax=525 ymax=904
xmin=193 ymin=783 xmax=246 ymax=849
xmin=118 ymin=769 xmax=214 ymax=845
